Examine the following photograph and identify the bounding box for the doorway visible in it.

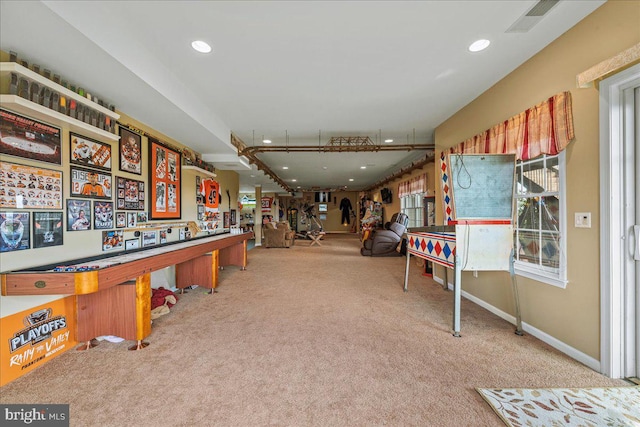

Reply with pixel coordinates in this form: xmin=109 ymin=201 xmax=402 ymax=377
xmin=600 ymin=63 xmax=640 ymax=379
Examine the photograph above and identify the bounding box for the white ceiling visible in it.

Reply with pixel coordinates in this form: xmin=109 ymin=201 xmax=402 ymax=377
xmin=0 ymin=1 xmax=605 ymax=194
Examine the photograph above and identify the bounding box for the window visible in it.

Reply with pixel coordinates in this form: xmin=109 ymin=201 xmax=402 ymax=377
xmin=400 ymin=193 xmax=425 ymax=228
xmin=513 ymin=152 xmax=567 ymax=287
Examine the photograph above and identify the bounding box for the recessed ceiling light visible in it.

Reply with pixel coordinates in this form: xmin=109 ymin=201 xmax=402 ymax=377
xmin=191 ymin=40 xmax=212 ymax=53
xmin=360 ymin=166 xmax=366 ymax=169
xmin=292 ymin=179 xmax=297 ymax=182
xmin=263 ymin=139 xmax=271 ymax=144
xmin=322 ymin=166 xmax=328 ymax=170
xmin=250 ymin=174 xmax=255 ymax=178
xmin=282 ymin=166 xmax=288 ymax=170
xmin=296 ymin=186 xmax=301 ymax=189
xmin=469 ymin=39 xmax=490 ymax=52
xmin=384 ymin=139 xmax=393 ymax=143
xmin=349 ymin=178 xmax=354 ymax=182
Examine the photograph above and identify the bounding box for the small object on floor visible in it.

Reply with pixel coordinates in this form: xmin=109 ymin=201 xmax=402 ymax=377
xmin=99 ymin=335 xmax=124 ymax=343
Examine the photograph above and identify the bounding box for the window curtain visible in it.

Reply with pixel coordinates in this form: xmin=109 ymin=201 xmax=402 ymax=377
xmin=445 ymin=91 xmax=575 ymax=160
xmin=398 ymin=174 xmax=426 ymax=198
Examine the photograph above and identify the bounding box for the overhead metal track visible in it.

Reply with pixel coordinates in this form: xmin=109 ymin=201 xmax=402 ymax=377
xmin=231 ymin=133 xmax=293 ymax=193
xmin=240 ymin=143 xmax=433 ymax=155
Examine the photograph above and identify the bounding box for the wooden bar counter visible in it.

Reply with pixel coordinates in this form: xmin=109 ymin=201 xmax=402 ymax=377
xmin=1 ymin=232 xmax=253 ymax=349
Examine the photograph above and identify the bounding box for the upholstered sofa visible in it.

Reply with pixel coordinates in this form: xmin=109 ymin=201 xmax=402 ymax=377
xmin=263 ymin=221 xmax=296 ymax=248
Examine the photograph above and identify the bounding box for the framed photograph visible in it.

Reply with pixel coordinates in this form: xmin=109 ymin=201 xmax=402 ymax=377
xmin=149 ymin=139 xmax=181 ymax=219
xmin=159 ymin=229 xmax=167 ymax=244
xmin=315 ymin=191 xmax=330 ymax=203
xmin=0 ymin=161 xmax=62 ymax=209
xmin=0 ymin=212 xmax=30 ymax=252
xmin=115 ymin=212 xmax=126 ymax=228
xmin=115 ymin=176 xmax=145 ymax=210
xmin=126 ymin=212 xmax=137 ymax=228
xmin=230 ymin=209 xmax=237 ymax=225
xmin=33 ymin=211 xmax=63 ymax=248
xmin=223 ymin=212 xmax=230 ymax=228
xmin=93 ymin=201 xmax=114 ymax=229
xmin=67 ymin=199 xmax=91 ymax=231
xmin=70 ymin=132 xmax=112 ymax=171
xmin=119 ymin=128 xmax=142 ymax=175
xmin=137 ymin=212 xmax=148 ymax=223
xmin=102 ymin=230 xmax=123 ymax=251
xmin=142 ymin=230 xmax=157 ymax=247
xmin=70 ymin=166 xmax=112 ymax=200
xmin=197 ymin=204 xmax=205 ymax=221
xmin=0 ymin=108 xmax=61 ymax=165
xmin=125 ymin=238 xmax=140 ymax=250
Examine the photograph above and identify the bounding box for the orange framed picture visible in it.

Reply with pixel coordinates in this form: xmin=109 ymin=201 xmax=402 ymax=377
xmin=149 ymin=139 xmax=181 ymax=219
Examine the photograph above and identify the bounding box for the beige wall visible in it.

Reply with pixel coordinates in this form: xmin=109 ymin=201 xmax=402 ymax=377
xmin=433 ymin=0 xmax=640 ymax=359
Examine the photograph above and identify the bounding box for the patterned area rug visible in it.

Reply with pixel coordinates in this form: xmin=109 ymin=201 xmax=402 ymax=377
xmin=477 ymin=386 xmax=640 ymax=427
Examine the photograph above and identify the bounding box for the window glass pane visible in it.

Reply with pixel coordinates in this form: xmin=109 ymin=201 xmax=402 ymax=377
xmin=401 ymin=193 xmax=425 ymax=228
xmin=521 ymin=158 xmax=546 ymax=194
xmin=516 ymin=197 xmax=540 ymax=230
xmin=545 ymin=156 xmax=560 ymax=193
xmin=540 ymin=231 xmax=560 ymax=268
xmin=540 ymin=196 xmax=559 ymax=231
xmin=516 ymin=229 xmax=540 ymax=264
xmin=516 ymin=164 xmax=526 ymax=195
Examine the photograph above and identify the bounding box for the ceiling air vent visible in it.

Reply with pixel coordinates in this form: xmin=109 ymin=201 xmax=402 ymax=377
xmin=506 ymin=0 xmax=560 ymax=33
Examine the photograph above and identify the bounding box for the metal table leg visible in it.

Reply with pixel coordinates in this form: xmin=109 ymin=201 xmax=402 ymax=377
xmin=403 ymin=251 xmax=411 ymax=292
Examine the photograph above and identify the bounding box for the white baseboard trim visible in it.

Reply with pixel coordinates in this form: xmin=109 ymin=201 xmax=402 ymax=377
xmin=430 ymin=275 xmax=600 ymax=372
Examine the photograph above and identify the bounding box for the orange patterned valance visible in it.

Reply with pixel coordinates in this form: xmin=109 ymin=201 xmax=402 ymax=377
xmin=446 ymin=91 xmax=575 ymax=160
xmin=398 ymin=174 xmax=427 ymax=198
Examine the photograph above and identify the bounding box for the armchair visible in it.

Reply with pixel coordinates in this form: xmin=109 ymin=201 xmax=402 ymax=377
xmin=360 ymin=221 xmax=406 ymax=257
xmin=263 ymin=221 xmax=296 ymax=248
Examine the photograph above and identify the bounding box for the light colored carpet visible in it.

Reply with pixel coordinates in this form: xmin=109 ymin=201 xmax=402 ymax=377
xmin=477 ymin=386 xmax=640 ymax=427
xmin=0 ymin=234 xmax=629 ymax=426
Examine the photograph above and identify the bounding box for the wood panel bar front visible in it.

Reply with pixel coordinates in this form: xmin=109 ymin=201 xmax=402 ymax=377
xmin=76 ymin=282 xmax=138 ymax=341
xmin=219 ymin=239 xmax=247 ymax=269
xmin=175 ymin=253 xmax=217 ymax=290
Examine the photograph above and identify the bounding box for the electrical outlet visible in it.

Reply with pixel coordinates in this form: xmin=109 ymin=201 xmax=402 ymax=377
xmin=575 ymin=212 xmax=591 ymax=228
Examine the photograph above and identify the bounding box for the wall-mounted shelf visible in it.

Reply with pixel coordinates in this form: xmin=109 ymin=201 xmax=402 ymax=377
xmin=0 ymin=95 xmax=119 ymax=142
xmin=1 ymin=62 xmax=119 ymax=120
xmin=183 ymin=165 xmax=217 ymax=178
xmin=0 ymin=62 xmax=120 ymax=142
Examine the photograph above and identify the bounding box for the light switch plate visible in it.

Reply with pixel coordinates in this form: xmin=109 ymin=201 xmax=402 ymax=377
xmin=575 ymin=212 xmax=591 ymax=228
